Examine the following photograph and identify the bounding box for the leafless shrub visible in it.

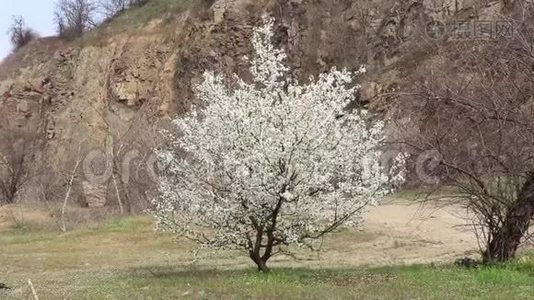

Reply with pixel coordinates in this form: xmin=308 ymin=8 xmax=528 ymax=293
xmin=106 ymin=112 xmax=161 ymax=214
xmin=393 ymin=18 xmax=534 ymax=263
xmin=7 ymin=16 xmax=38 ymax=50
xmin=98 ymin=0 xmax=149 ymax=18
xmin=84 ymin=95 xmax=159 ymax=214
xmin=54 ymin=0 xmax=98 ymax=39
xmin=99 ymin=0 xmax=129 ymax=17
xmin=0 ymin=129 xmax=36 ymax=205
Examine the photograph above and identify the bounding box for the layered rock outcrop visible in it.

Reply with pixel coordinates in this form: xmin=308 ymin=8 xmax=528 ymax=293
xmin=0 ymin=0 xmax=513 ymax=207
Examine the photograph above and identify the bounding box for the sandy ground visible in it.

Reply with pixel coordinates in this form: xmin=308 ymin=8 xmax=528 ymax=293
xmin=350 ymin=199 xmax=477 ymax=265
xmin=273 ymin=199 xmax=480 ymax=268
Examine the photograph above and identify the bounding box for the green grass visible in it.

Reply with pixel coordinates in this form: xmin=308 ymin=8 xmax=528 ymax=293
xmin=79 ymin=0 xmax=196 ymax=44
xmin=103 ymin=0 xmax=195 ymax=31
xmin=2 ymin=216 xmax=534 ymax=299
xmin=53 ymin=263 xmax=534 ymax=299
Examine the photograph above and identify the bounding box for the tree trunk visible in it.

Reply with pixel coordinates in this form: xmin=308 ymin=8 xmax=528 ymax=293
xmin=483 ymin=172 xmax=534 ymax=263
xmin=250 ymin=251 xmax=270 ymax=272
xmin=249 ymin=230 xmax=273 ymax=272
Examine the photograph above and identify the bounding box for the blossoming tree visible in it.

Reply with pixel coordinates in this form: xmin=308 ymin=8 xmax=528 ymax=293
xmin=152 ymin=18 xmax=405 ymax=272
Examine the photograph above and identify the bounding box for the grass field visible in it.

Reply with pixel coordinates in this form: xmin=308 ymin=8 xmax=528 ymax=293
xmin=1 ymin=215 xmax=534 ymax=299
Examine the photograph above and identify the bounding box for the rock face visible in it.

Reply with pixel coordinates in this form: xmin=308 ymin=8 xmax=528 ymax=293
xmin=0 ymin=0 xmax=511 ymax=207
xmin=82 ymin=182 xmax=107 ymax=208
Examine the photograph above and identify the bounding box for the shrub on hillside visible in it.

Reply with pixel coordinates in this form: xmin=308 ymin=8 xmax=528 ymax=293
xmin=7 ymin=16 xmax=38 ymax=50
xmin=99 ymin=0 xmax=150 ymax=18
xmin=54 ymin=0 xmax=98 ymax=39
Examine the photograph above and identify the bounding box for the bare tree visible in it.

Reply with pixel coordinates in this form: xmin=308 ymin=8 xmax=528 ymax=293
xmin=60 ymin=143 xmax=84 ymax=232
xmin=0 ymin=129 xmax=35 ymax=205
xmin=84 ymin=89 xmax=158 ymax=214
xmin=55 ymin=0 xmax=98 ymax=39
xmin=106 ymin=106 xmax=161 ymax=214
xmin=7 ymin=16 xmax=38 ymax=50
xmin=98 ymin=0 xmax=128 ymax=17
xmin=393 ymin=23 xmax=534 ymax=263
xmin=98 ymin=0 xmax=149 ymax=18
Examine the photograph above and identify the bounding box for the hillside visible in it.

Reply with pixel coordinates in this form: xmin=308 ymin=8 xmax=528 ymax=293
xmin=0 ymin=0 xmax=522 ymax=209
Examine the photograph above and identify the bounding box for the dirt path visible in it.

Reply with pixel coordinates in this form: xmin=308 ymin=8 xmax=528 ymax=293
xmin=276 ymin=199 xmax=480 ymax=268
xmin=361 ymin=199 xmax=478 ymax=265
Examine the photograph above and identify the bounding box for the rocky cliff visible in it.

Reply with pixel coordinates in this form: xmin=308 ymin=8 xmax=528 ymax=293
xmin=0 ymin=0 xmax=514 ymax=208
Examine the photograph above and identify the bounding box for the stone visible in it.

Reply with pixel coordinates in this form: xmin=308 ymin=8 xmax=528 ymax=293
xmin=82 ymin=181 xmax=107 ymax=208
xmin=454 ymin=257 xmax=480 ymax=268
xmin=16 ymin=100 xmax=30 ymax=113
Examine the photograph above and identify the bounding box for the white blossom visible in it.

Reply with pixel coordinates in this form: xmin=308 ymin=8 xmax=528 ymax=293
xmin=151 ymin=17 xmax=405 ymax=271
